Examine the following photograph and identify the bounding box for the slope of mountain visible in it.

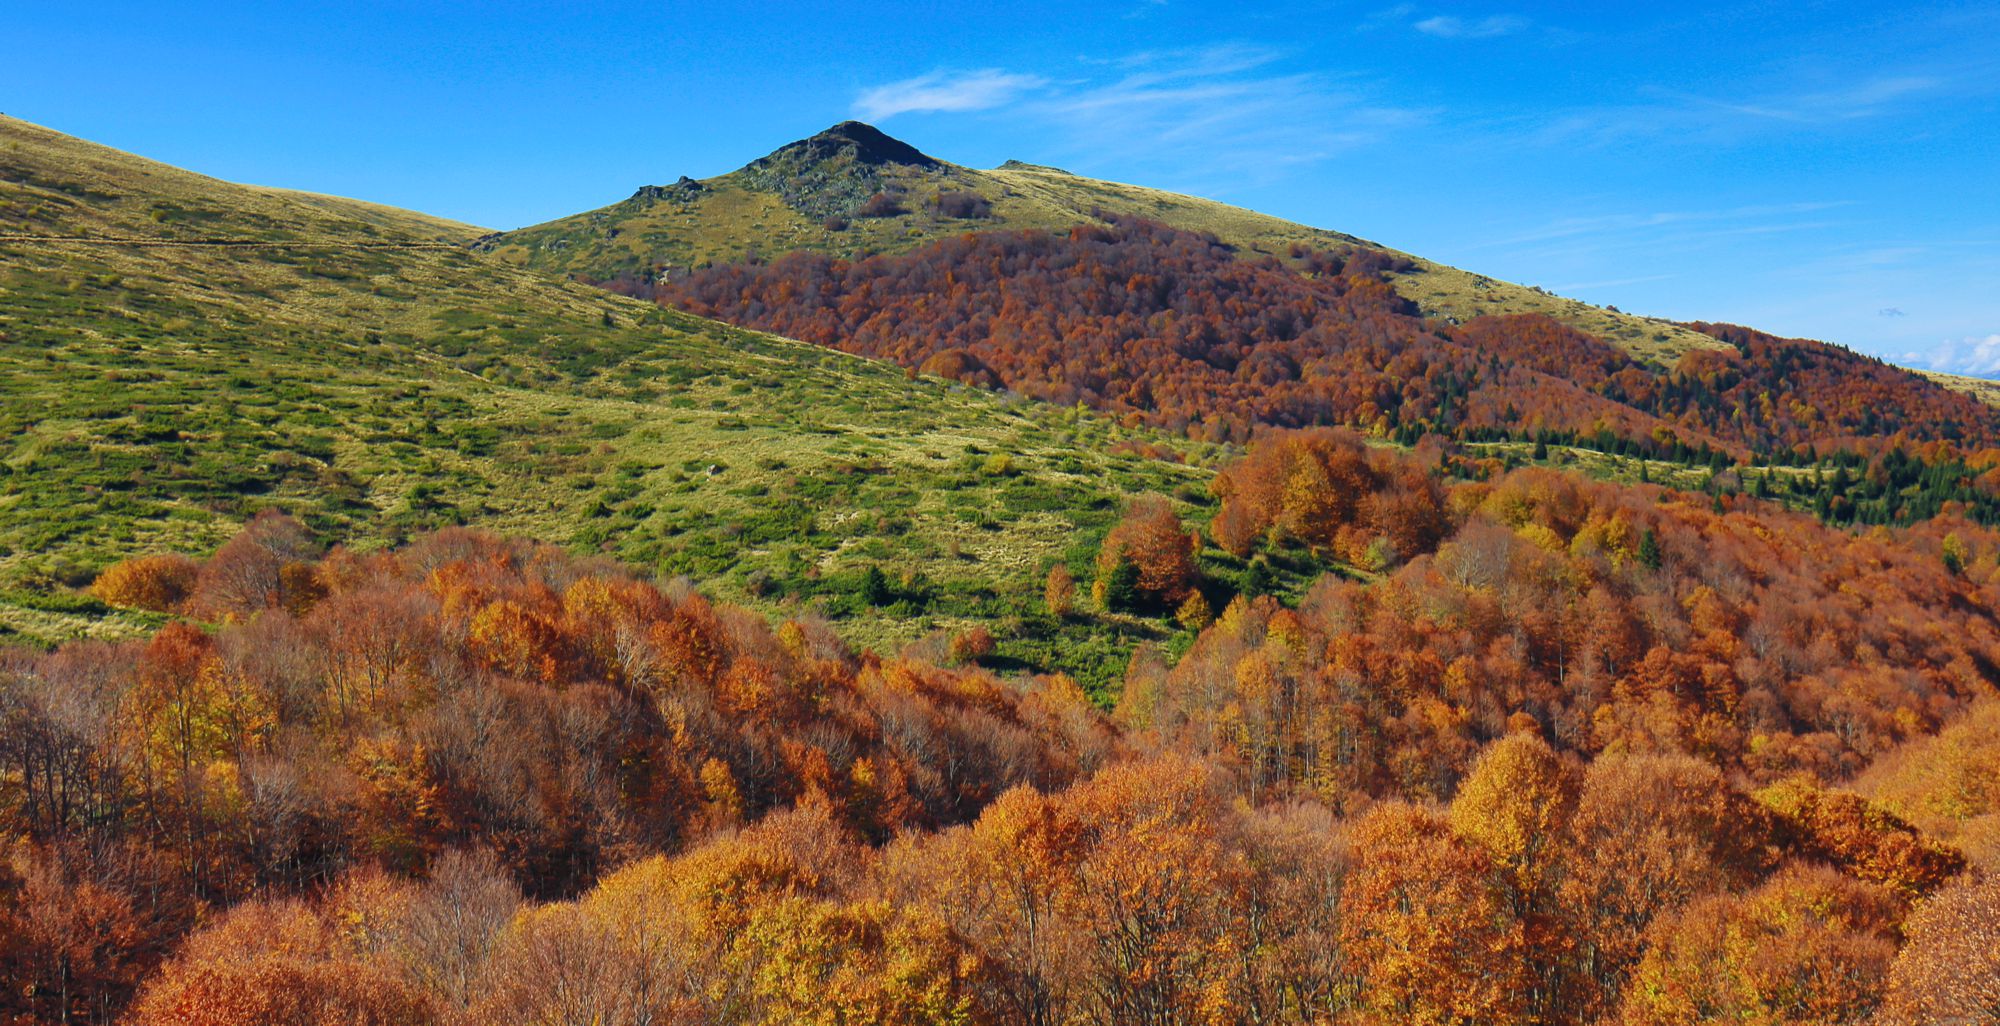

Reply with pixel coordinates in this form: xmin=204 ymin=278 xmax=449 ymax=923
xmin=487 ymin=121 xmax=1736 ymax=367
xmin=1923 ymin=369 xmax=2000 ymax=406
xmin=490 ymin=121 xmax=2000 ymax=483
xmin=0 ymin=115 xmax=1207 ymax=682
xmin=1 ymin=114 xmax=476 ymax=243
xmin=650 ymin=219 xmax=2000 ymax=472
xmin=11 ymin=412 xmax=1998 ymax=1026
xmin=4 ymin=116 xmax=1996 ymax=1026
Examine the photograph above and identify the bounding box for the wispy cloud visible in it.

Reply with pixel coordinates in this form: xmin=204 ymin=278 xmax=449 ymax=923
xmin=1522 ymin=74 xmax=1953 ymax=148
xmin=851 ymin=46 xmax=1431 ymax=191
xmin=1547 ymin=273 xmax=1676 ymax=292
xmin=1359 ymin=4 xmax=1418 ymax=30
xmin=1661 ymin=75 xmax=1941 ymax=124
xmin=1037 ymin=48 xmax=1431 ymax=186
xmin=853 ymin=69 xmax=1047 ymax=121
xmin=1470 ymin=201 xmax=1852 ymax=250
xmin=1362 ymin=6 xmax=1526 ymax=38
xmin=1413 ymin=14 xmax=1526 ymax=38
xmin=1101 ymin=42 xmax=1288 ymax=78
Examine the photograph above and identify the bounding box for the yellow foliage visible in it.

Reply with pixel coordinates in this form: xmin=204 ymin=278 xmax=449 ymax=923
xmin=1517 ymin=522 xmax=1565 ymax=552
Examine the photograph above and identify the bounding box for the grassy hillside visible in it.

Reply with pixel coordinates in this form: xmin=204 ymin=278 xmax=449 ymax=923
xmin=0 ymin=116 xmax=476 ymax=243
xmin=1922 ymin=369 xmax=2000 ymax=407
xmin=488 ymin=121 xmax=1735 ymax=368
xmin=985 ymin=162 xmax=1726 ymax=366
xmin=0 ymin=115 xmax=1214 ymax=687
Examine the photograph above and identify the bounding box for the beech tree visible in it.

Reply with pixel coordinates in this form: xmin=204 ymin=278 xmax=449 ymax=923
xmin=130 ymin=898 xmax=432 ymax=1026
xmin=1617 ymin=863 xmax=1898 ymax=1026
xmin=186 ymin=510 xmax=320 ymax=620
xmin=1094 ymin=496 xmax=1197 ymax=611
xmin=1449 ymin=732 xmax=1582 ymax=1022
xmin=1042 ymin=565 xmax=1076 ymax=618
xmin=1755 ymin=777 xmax=1967 ymax=902
xmin=90 ymin=554 xmax=198 ymax=613
xmin=1341 ymin=801 xmax=1530 ymax=1026
xmin=1557 ymin=754 xmax=1778 ymax=1022
xmin=1878 ymin=873 xmax=2000 ymax=1026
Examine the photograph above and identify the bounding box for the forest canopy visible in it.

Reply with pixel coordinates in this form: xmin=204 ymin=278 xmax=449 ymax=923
xmin=647 ymin=218 xmax=2000 ymax=464
xmin=6 ymin=431 xmax=1998 ymax=1026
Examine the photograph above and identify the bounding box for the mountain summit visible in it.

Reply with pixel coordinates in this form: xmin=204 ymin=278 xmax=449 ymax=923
xmin=720 ymin=120 xmax=954 ymax=222
xmin=748 ymin=120 xmax=943 ymax=172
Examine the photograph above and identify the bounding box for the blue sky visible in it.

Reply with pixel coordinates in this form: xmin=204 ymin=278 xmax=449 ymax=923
xmin=5 ymin=1 xmax=1996 ymax=373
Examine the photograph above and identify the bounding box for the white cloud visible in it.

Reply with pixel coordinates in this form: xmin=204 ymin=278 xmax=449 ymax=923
xmin=1912 ymin=334 xmax=2000 ymax=377
xmin=852 ymin=69 xmax=1047 ymax=121
xmin=1033 ymin=49 xmax=1429 ymax=187
xmin=1105 ymin=42 xmax=1289 ymax=79
xmin=1413 ymin=14 xmax=1526 ymax=38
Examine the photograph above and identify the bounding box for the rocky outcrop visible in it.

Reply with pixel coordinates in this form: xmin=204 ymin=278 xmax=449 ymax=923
xmin=733 ymin=121 xmax=952 ymax=220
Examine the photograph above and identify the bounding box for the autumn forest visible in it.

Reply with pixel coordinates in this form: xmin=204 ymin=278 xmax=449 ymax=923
xmin=4 ymin=112 xmax=1999 ymax=1026
xmin=8 ymin=425 xmax=2000 ymax=1025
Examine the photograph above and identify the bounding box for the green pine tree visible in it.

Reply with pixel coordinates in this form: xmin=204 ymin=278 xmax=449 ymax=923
xmin=1637 ymin=529 xmax=1663 ymax=570
xmin=1097 ymin=558 xmax=1141 ymax=613
xmin=860 ymin=565 xmax=892 ymax=606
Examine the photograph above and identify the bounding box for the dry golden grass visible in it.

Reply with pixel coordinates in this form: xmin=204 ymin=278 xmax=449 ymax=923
xmin=0 ymin=113 xmax=478 ymax=241
xmin=1919 ymin=369 xmax=2000 ymax=407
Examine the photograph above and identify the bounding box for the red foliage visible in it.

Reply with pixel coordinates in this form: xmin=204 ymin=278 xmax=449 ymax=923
xmin=1128 ymin=456 xmax=2000 ymax=806
xmin=0 ymin=523 xmax=1113 ymax=1025
xmin=1210 ymin=427 xmax=1446 ymax=564
xmin=1095 ymin=496 xmax=1198 ymax=608
xmin=13 ymin=464 xmax=1999 ymax=1025
xmin=185 ymin=509 xmax=321 ymax=620
xmin=915 ymin=347 xmax=997 ymax=387
xmin=1879 ymin=872 xmax=2000 ymax=1025
xmin=1688 ymin=322 xmax=2000 ymax=456
xmin=649 ymin=219 xmax=2000 ymax=457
